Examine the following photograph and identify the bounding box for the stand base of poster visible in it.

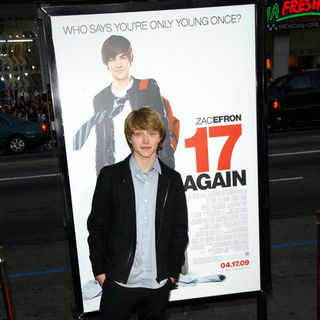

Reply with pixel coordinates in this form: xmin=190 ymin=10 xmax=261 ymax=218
xmin=257 ymin=292 xmax=267 ymax=320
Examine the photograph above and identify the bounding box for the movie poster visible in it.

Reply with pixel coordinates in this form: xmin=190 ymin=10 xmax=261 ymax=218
xmin=48 ymin=3 xmax=260 ymax=313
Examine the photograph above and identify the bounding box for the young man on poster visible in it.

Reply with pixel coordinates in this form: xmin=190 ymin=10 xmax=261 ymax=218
xmin=87 ymin=108 xmax=188 ymax=320
xmin=73 ymin=35 xmax=175 ymax=174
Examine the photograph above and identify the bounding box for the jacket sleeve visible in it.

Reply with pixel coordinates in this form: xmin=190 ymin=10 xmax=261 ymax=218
xmin=87 ymin=169 xmax=113 ymax=277
xmin=148 ymin=79 xmax=175 ymax=169
xmin=93 ymin=95 xmax=106 ymax=176
xmin=168 ymin=173 xmax=188 ymax=279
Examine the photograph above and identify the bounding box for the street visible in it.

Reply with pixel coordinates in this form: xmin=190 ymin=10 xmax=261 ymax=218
xmin=1 ymin=128 xmax=319 ymax=246
xmin=268 ymin=128 xmax=320 ymax=218
xmin=0 ymin=128 xmax=318 ymax=319
xmin=0 ymin=151 xmax=65 ymax=246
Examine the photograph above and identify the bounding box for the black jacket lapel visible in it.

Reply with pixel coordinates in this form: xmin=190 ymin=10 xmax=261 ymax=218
xmin=117 ymin=156 xmax=136 ymax=216
xmin=155 ymin=170 xmax=171 ymax=242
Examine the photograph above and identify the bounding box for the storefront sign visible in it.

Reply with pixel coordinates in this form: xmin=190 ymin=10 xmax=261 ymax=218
xmin=267 ymin=0 xmax=320 ymax=22
xmin=278 ymin=20 xmax=320 ymax=28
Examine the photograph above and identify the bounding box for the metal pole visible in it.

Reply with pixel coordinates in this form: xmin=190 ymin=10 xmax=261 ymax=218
xmin=257 ymin=292 xmax=267 ymax=320
xmin=316 ymin=211 xmax=320 ymax=320
xmin=0 ymin=246 xmax=15 ymax=320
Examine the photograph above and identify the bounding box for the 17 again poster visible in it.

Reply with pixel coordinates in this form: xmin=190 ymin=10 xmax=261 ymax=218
xmin=47 ymin=3 xmax=261 ymax=313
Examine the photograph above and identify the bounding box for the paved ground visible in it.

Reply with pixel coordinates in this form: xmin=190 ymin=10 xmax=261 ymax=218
xmin=0 ymin=214 xmax=317 ymax=320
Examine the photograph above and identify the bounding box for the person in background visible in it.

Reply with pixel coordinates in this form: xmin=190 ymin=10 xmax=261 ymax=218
xmin=2 ymin=89 xmax=13 ymax=106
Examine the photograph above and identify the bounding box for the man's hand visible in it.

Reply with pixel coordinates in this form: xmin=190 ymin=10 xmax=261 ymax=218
xmin=96 ymin=273 xmax=106 ymax=287
xmin=170 ymin=277 xmax=176 ymax=284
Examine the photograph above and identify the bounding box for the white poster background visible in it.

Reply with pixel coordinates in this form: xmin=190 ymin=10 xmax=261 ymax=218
xmin=50 ymin=4 xmax=260 ymax=313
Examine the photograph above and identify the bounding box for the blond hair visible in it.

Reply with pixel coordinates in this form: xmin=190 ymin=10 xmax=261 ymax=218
xmin=124 ymin=108 xmax=166 ymax=150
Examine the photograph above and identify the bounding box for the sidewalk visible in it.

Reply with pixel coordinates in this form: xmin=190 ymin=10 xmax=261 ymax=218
xmin=0 ymin=214 xmax=317 ymax=319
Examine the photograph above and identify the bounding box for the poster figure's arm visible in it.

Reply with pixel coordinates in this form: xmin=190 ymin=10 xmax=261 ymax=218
xmin=93 ymin=91 xmax=115 ymax=175
xmin=147 ymin=79 xmax=175 ymax=169
xmin=72 ymin=111 xmax=106 ymax=151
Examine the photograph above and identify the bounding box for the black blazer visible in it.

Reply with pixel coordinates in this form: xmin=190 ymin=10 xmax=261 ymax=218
xmin=87 ymin=155 xmax=188 ymax=283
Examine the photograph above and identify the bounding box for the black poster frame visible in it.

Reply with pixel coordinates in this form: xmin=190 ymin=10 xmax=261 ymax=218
xmin=39 ymin=0 xmax=270 ymax=318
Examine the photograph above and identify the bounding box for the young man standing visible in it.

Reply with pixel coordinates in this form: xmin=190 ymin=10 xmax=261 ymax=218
xmin=87 ymin=108 xmax=188 ymax=320
xmin=73 ymin=35 xmax=175 ymax=174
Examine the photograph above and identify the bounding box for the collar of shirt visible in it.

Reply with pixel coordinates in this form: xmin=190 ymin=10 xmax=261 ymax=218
xmin=111 ymin=78 xmax=134 ymax=98
xmin=129 ymin=154 xmax=161 ymax=183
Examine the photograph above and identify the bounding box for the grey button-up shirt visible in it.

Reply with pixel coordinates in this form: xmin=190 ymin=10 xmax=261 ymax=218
xmin=117 ymin=155 xmax=166 ymax=289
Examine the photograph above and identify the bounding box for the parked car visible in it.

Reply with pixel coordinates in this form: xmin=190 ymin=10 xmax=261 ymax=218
xmin=267 ymin=70 xmax=320 ymax=129
xmin=0 ymin=113 xmax=49 ymax=154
